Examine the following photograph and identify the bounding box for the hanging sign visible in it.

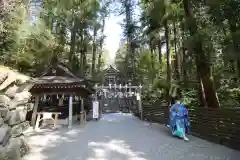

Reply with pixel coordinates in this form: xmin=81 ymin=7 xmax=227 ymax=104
xmin=93 ymin=101 xmax=99 ymax=119
xmin=136 ymin=93 xmax=140 ymax=101
xmin=69 ymin=96 xmax=73 ymax=106
xmin=95 ymin=84 xmax=142 ymax=99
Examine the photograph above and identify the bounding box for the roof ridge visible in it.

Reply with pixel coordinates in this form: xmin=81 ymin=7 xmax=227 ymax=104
xmin=105 ymin=65 xmax=119 ymax=72
xmin=40 ymin=62 xmax=79 ymax=79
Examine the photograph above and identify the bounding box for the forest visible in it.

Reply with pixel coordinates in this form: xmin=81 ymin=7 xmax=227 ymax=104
xmin=0 ymin=0 xmax=240 ymax=108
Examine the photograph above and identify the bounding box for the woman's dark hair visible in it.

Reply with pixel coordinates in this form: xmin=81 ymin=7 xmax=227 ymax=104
xmin=170 ymin=97 xmax=176 ymax=105
xmin=174 ymin=96 xmax=181 ymax=101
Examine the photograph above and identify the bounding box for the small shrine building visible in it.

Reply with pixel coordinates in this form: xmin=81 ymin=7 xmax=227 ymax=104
xmin=29 ymin=62 xmax=94 ymax=129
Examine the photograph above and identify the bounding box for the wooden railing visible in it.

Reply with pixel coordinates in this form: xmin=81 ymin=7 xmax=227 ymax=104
xmin=142 ymin=104 xmax=168 ymax=124
xmin=141 ymin=103 xmax=240 ymax=150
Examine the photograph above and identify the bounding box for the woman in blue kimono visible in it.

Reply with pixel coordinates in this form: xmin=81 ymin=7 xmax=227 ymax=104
xmin=169 ymin=98 xmax=190 ymax=141
xmin=166 ymin=97 xmax=176 ymax=128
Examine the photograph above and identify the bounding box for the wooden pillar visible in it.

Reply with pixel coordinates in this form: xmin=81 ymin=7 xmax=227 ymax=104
xmin=137 ymin=90 xmax=143 ymax=120
xmin=68 ymin=95 xmax=73 ymax=128
xmin=100 ymin=95 xmax=103 ymax=118
xmin=35 ymin=113 xmax=40 ymax=130
xmin=80 ymin=97 xmax=84 ymax=123
xmin=53 ymin=113 xmax=60 ymax=129
xmin=31 ymin=95 xmax=39 ymax=126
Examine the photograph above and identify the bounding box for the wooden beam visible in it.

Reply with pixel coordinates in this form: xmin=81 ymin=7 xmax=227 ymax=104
xmin=68 ymin=95 xmax=73 ymax=128
xmin=80 ymin=97 xmax=84 ymax=123
xmin=31 ymin=91 xmax=89 ymax=97
xmin=138 ymin=90 xmax=143 ymax=120
xmin=95 ymin=86 xmax=141 ymax=90
xmin=31 ymin=95 xmax=39 ymax=126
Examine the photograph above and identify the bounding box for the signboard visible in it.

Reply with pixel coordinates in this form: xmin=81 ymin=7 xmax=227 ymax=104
xmin=93 ymin=101 xmax=99 ymax=119
xmin=136 ymin=93 xmax=140 ymax=101
xmin=69 ymin=96 xmax=73 ymax=106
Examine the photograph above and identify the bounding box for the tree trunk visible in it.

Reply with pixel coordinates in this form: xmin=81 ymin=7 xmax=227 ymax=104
xmin=80 ymin=52 xmax=83 ymax=76
xmin=97 ymin=18 xmax=105 ymax=71
xmin=125 ymin=0 xmax=135 ymax=77
xmin=157 ymin=39 xmax=162 ymax=64
xmin=97 ymin=49 xmax=102 ymax=72
xmin=228 ymin=19 xmax=240 ymax=78
xmin=81 ymin=45 xmax=87 ymax=77
xmin=149 ymin=40 xmax=155 ymax=79
xmin=69 ymin=18 xmax=77 ymax=63
xmin=173 ymin=21 xmax=182 ymax=98
xmin=164 ymin=20 xmax=171 ymax=103
xmin=180 ymin=22 xmax=187 ymax=84
xmin=79 ymin=28 xmax=84 ymax=77
xmin=237 ymin=60 xmax=240 ymax=78
xmin=183 ymin=0 xmax=220 ymax=108
xmin=91 ymin=24 xmax=97 ymax=79
xmin=83 ymin=52 xmax=87 ymax=76
xmin=173 ymin=21 xmax=180 ymax=81
xmin=197 ymin=69 xmax=207 ymax=107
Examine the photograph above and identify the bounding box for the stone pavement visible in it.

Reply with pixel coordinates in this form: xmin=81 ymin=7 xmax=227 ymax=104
xmin=23 ymin=113 xmax=240 ymax=160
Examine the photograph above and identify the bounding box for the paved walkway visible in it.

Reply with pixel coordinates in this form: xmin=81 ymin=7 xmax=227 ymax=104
xmin=23 ymin=113 xmax=240 ymax=160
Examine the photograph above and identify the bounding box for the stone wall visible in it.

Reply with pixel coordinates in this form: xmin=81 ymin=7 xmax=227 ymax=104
xmin=0 ymin=67 xmax=32 ymax=160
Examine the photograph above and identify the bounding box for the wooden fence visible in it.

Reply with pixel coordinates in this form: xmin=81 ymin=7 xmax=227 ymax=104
xmin=141 ymin=103 xmax=240 ymax=150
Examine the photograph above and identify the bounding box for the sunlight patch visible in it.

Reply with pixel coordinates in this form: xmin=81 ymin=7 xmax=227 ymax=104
xmin=128 ymin=158 xmax=147 ymax=160
xmin=23 ymin=152 xmax=48 ymax=160
xmin=65 ymin=129 xmax=81 ymax=136
xmin=87 ymin=158 xmax=106 ymax=160
xmin=93 ymin=148 xmax=106 ymax=158
xmin=88 ymin=139 xmax=146 ymax=159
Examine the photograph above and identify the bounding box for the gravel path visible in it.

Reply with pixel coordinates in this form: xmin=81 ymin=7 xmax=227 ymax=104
xmin=23 ymin=113 xmax=240 ymax=160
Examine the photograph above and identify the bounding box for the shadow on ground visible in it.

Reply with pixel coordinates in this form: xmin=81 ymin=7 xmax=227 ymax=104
xmin=23 ymin=113 xmax=240 ymax=160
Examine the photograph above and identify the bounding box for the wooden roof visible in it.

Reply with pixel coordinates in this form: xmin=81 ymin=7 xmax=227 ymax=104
xmin=103 ymin=65 xmax=119 ymax=74
xmin=30 ymin=63 xmax=87 ymax=84
xmin=32 ymin=76 xmax=84 ymax=84
xmin=40 ymin=63 xmax=79 ymax=78
xmin=29 ymin=63 xmax=94 ymax=95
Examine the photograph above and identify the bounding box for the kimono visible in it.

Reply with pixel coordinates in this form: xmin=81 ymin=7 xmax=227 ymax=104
xmin=169 ymin=103 xmax=190 ymax=138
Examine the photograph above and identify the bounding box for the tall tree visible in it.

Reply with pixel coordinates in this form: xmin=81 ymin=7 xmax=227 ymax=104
xmin=182 ymin=0 xmax=220 ymax=108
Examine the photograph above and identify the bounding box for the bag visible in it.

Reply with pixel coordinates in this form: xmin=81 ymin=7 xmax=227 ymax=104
xmin=172 ymin=120 xmax=185 ymax=138
xmin=173 ymin=128 xmax=185 ymax=138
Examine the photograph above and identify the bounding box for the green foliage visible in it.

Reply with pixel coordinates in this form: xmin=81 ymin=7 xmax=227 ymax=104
xmin=116 ymin=0 xmax=240 ymax=108
xmin=217 ymin=79 xmax=240 ymax=107
xmin=1 ymin=1 xmax=57 ymax=74
xmin=1 ymin=0 xmax=240 ymax=108
xmin=0 ymin=0 xmax=110 ymax=77
xmin=181 ymin=89 xmax=198 ymax=107
xmin=136 ymin=50 xmax=159 ymax=83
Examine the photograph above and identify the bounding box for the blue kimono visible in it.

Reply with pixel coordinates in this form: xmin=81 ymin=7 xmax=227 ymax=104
xmin=169 ymin=103 xmax=190 ymax=138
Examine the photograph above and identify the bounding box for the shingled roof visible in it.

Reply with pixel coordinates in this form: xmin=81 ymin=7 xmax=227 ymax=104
xmin=31 ymin=76 xmax=84 ymax=84
xmin=103 ymin=65 xmax=119 ymax=74
xmin=29 ymin=62 xmax=94 ymax=95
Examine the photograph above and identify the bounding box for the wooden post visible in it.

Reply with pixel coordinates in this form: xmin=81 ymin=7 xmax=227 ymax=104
xmin=68 ymin=95 xmax=73 ymax=128
xmin=139 ymin=98 xmax=143 ymax=120
xmin=100 ymin=95 xmax=103 ymax=118
xmin=80 ymin=97 xmax=84 ymax=123
xmin=35 ymin=113 xmax=40 ymax=130
xmin=53 ymin=113 xmax=59 ymax=129
xmin=94 ymin=93 xmax=101 ymax=119
xmin=137 ymin=90 xmax=143 ymax=120
xmin=31 ymin=95 xmax=39 ymax=126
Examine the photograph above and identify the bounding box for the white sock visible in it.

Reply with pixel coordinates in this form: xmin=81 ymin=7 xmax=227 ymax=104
xmin=183 ymin=136 xmax=189 ymax=141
